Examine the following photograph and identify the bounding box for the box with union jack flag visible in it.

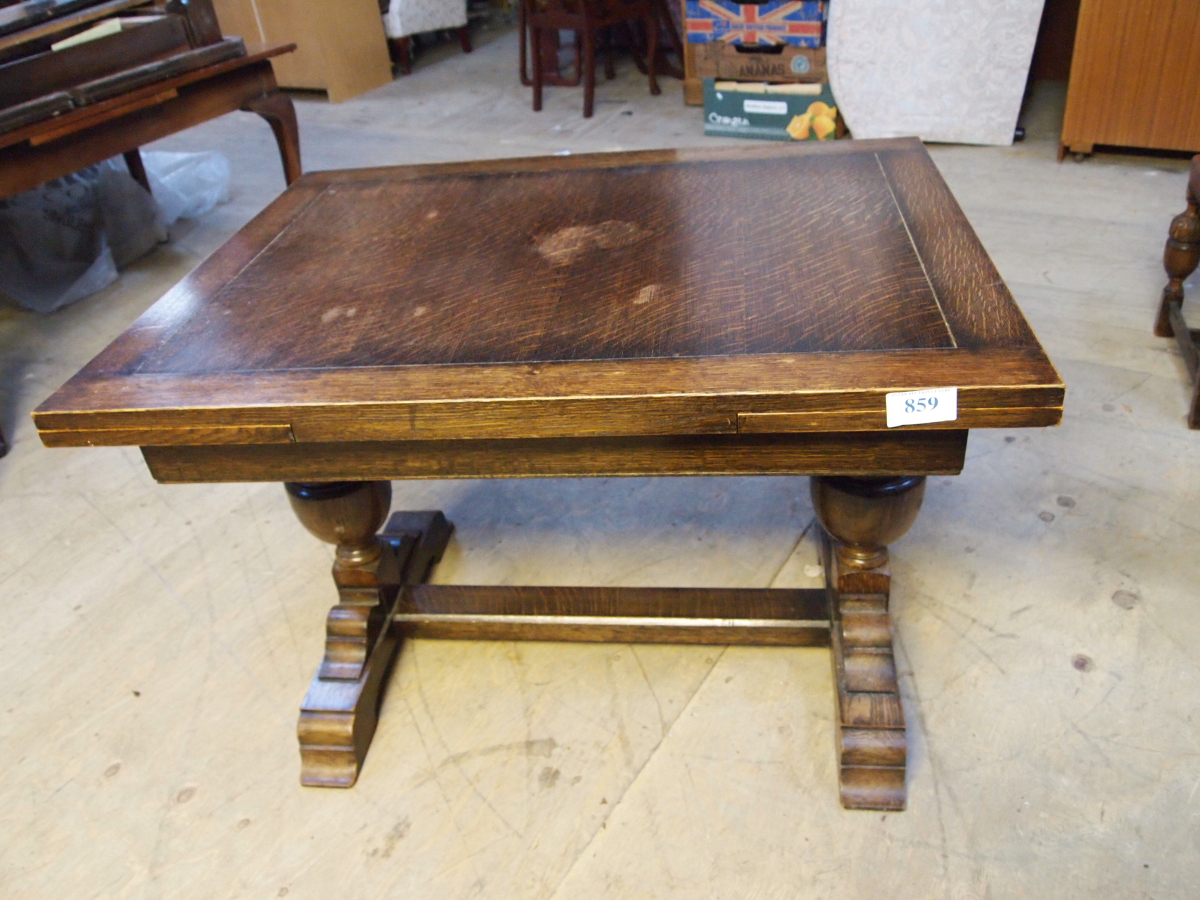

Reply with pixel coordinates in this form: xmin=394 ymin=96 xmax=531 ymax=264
xmin=685 ymin=0 xmax=826 ymax=47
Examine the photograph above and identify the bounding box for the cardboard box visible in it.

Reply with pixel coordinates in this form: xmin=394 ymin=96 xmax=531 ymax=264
xmin=692 ymin=42 xmax=826 ymax=82
xmin=703 ymin=79 xmax=842 ymax=142
xmin=685 ymin=1 xmax=825 ymax=48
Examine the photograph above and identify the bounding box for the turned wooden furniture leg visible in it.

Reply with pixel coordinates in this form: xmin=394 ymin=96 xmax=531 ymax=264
xmin=644 ymin=14 xmax=660 ymax=96
xmin=242 ymin=90 xmax=302 ymax=186
xmin=389 ymin=36 xmax=414 ymax=75
xmin=288 ymin=481 xmax=452 ymax=787
xmin=582 ymin=23 xmax=596 ymax=118
xmin=1156 ymin=158 xmax=1200 ymax=428
xmin=458 ymin=25 xmax=472 ymax=54
xmin=531 ymin=25 xmax=544 ymax=111
xmin=123 ymin=149 xmax=151 ymax=194
xmin=811 ymin=475 xmax=925 ymax=811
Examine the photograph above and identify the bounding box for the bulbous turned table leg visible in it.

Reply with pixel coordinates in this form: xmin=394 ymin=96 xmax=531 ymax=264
xmin=286 ymin=481 xmax=391 ymax=573
xmin=1156 ymin=195 xmax=1200 ymax=340
xmin=811 ymin=475 xmax=925 ymax=812
xmin=1155 ymin=170 xmax=1200 ymax=427
xmin=285 ymin=481 xmax=451 ymax=787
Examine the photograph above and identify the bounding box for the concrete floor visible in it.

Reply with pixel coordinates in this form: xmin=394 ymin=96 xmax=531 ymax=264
xmin=2 ymin=26 xmax=1200 ymax=899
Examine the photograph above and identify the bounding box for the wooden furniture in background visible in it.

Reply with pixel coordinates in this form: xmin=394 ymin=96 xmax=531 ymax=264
xmin=1028 ymin=0 xmax=1080 ymax=82
xmin=382 ymin=0 xmax=471 ymax=76
xmin=211 ymin=0 xmax=392 ymax=102
xmin=526 ymin=0 xmax=660 ymax=118
xmin=0 ymin=0 xmax=300 ymax=198
xmin=34 ymin=139 xmax=1064 ymax=811
xmin=1060 ymin=0 xmax=1200 ymax=159
xmin=1155 ymin=154 xmax=1200 ymax=428
xmin=0 ymin=43 xmax=301 ymax=200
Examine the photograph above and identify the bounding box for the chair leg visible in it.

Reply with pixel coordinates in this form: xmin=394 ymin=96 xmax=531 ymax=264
xmin=582 ymin=26 xmax=596 ymax=117
xmin=644 ymin=15 xmax=659 ymax=95
xmin=532 ymin=26 xmax=544 ymax=111
xmin=519 ymin=1 xmax=531 ymax=85
xmin=622 ymin=21 xmax=648 ymax=74
xmin=389 ymin=37 xmax=413 ymax=75
xmin=458 ymin=25 xmax=472 ymax=53
xmin=571 ymin=31 xmax=583 ymax=85
xmin=123 ymin=149 xmax=150 ymax=194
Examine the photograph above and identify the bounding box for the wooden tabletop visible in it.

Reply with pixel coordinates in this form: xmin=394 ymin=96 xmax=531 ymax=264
xmin=35 ymin=138 xmax=1062 ymax=454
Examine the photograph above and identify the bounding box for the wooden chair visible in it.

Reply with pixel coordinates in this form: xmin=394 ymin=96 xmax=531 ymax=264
xmin=1155 ymin=154 xmax=1200 ymax=428
xmin=524 ymin=0 xmax=660 ymax=118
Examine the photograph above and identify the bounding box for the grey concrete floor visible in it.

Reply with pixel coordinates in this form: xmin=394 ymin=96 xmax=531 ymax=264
xmin=2 ymin=27 xmax=1199 ymax=899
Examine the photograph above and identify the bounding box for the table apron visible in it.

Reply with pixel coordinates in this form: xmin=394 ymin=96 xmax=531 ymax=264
xmin=140 ymin=430 xmax=969 ymax=482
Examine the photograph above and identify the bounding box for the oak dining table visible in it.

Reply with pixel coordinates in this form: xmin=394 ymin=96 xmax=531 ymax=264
xmin=33 ymin=137 xmax=1063 ymax=811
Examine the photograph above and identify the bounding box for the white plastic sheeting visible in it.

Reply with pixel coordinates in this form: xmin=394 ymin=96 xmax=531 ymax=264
xmin=0 ymin=151 xmax=230 ymax=313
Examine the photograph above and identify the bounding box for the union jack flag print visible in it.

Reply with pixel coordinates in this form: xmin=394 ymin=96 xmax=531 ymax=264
xmin=685 ymin=0 xmax=825 ymax=47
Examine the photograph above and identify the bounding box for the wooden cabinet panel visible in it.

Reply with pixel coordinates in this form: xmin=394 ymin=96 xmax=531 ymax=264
xmin=1062 ymin=0 xmax=1200 ymax=154
xmin=212 ymin=0 xmax=392 ymax=101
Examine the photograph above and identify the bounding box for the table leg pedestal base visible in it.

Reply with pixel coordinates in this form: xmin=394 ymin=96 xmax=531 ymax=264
xmin=293 ymin=475 xmax=921 ymax=810
xmin=825 ymin=538 xmax=907 ymax=811
xmin=296 ymin=509 xmax=453 ymax=787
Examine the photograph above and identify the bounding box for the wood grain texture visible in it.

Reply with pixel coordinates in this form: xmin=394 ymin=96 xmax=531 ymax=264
xmin=0 ymin=48 xmax=299 ymax=200
xmin=0 ymin=15 xmax=190 ymax=110
xmin=33 ymin=140 xmax=1061 ymax=455
xmin=0 ymin=43 xmax=293 ymax=152
xmin=139 ymin=431 xmax=969 ymax=482
xmin=393 ymin=585 xmax=831 ymax=645
xmin=298 ymin=510 xmax=452 ymax=787
xmin=876 ymin=145 xmax=1040 ymax=349
xmin=824 ymin=536 xmax=907 ymax=811
xmin=1062 ymin=0 xmax=1200 ymax=155
xmin=0 ymin=0 xmax=147 ymax=54
xmin=138 ymin=153 xmax=957 ymax=373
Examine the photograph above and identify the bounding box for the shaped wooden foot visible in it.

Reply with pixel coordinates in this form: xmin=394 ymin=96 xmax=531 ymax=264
xmin=812 ymin=475 xmax=925 ymax=811
xmin=286 ymin=481 xmax=451 ymax=787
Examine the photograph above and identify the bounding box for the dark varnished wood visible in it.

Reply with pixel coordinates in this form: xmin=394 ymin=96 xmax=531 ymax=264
xmin=527 ymin=0 xmax=660 ymax=119
xmin=813 ymin=476 xmax=924 ymax=811
xmin=1156 ymin=154 xmax=1200 ymax=428
xmin=298 ymin=509 xmax=452 ymax=787
xmin=33 ymin=140 xmax=1062 ymax=811
xmin=138 ymin=431 xmax=969 ymax=483
xmin=0 ymin=14 xmax=190 ymax=110
xmin=394 ymin=585 xmax=831 ymax=644
xmin=0 ymin=44 xmax=300 ymax=200
xmin=32 ymin=140 xmax=1062 ymax=450
xmin=0 ymin=0 xmax=148 ymax=54
xmin=293 ymin=494 xmax=911 ymax=810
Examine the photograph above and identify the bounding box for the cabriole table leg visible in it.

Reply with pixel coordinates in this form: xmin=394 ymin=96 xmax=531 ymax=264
xmin=811 ymin=475 xmax=925 ymax=811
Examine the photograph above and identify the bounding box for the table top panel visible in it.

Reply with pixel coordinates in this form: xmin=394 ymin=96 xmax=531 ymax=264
xmin=142 ymin=151 xmax=954 ymax=375
xmin=34 ymin=139 xmax=1063 ymax=448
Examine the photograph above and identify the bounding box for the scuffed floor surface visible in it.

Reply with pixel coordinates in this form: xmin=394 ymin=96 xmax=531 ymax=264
xmin=0 ymin=27 xmax=1197 ymax=898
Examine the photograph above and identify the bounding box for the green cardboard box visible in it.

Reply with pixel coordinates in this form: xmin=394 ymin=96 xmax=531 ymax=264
xmin=703 ymin=78 xmax=841 ymax=142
